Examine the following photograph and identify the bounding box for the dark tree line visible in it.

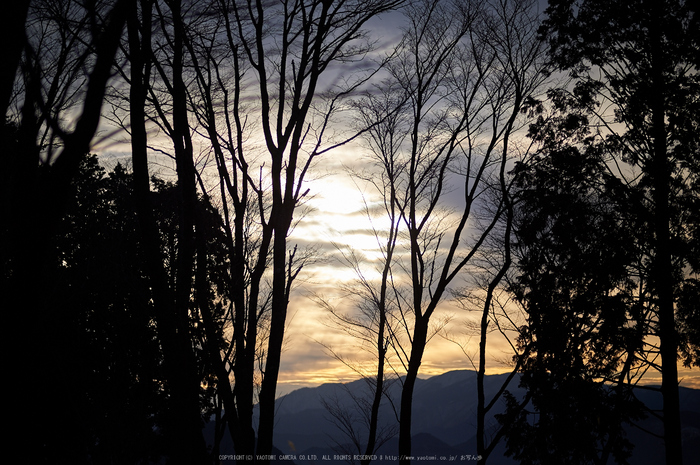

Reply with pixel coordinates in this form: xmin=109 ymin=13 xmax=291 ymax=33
xmin=2 ymin=1 xmax=698 ymax=465
xmin=2 ymin=1 xmax=136 ymax=462
xmin=26 ymin=153 xmax=226 ymax=463
xmin=4 ymin=0 xmax=408 ymax=464
xmin=496 ymin=1 xmax=700 ymax=465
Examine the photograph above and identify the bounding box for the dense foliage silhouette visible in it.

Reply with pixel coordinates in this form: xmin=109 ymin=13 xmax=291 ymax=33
xmin=498 ymin=1 xmax=700 ymax=464
xmin=2 ymin=1 xmax=698 ymax=464
xmin=499 ymin=146 xmax=645 ymax=464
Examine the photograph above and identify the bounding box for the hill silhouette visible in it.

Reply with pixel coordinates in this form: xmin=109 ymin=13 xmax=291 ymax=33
xmin=207 ymin=370 xmax=700 ymax=464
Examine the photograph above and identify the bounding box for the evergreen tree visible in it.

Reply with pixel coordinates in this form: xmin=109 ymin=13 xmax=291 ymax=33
xmin=502 ymin=1 xmax=700 ymax=463
xmin=499 ymin=119 xmax=645 ymax=464
xmin=36 ymin=154 xmax=227 ymax=464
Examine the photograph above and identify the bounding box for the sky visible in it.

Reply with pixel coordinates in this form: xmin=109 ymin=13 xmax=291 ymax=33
xmin=225 ymin=137 xmax=700 ymax=395
xmin=98 ymin=140 xmax=537 ymax=397
xmin=92 ymin=1 xmax=700 ymax=397
xmin=273 ymin=145 xmax=700 ymax=394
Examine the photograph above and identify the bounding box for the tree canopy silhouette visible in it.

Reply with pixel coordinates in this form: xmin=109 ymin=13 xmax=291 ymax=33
xmin=2 ymin=1 xmax=698 ymax=464
xmin=38 ymin=153 xmax=228 ymax=463
xmin=499 ymin=134 xmax=646 ymax=465
xmin=499 ymin=1 xmax=700 ymax=464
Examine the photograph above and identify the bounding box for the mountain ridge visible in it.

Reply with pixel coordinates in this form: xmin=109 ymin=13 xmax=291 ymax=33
xmin=208 ymin=370 xmax=700 ymax=464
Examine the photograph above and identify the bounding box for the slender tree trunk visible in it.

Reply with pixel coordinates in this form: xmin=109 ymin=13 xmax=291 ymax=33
xmin=257 ymin=149 xmax=295 ymax=461
xmin=362 ymin=308 xmax=387 ymax=465
xmin=229 ymin=205 xmax=259 ymax=462
xmin=399 ymin=317 xmax=429 ymax=465
xmin=649 ymin=7 xmax=683 ymax=463
xmin=476 ymin=91 xmax=520 ymax=464
xmin=653 ymin=103 xmax=683 ymax=465
xmin=231 ymin=153 xmax=257 ymax=462
xmin=363 ymin=198 xmax=398 ymax=464
xmin=257 ymin=224 xmax=293 ymax=460
xmin=128 ymin=1 xmax=209 ymax=462
xmin=169 ymin=1 xmax=211 ymax=462
xmin=194 ymin=30 xmax=259 ymax=458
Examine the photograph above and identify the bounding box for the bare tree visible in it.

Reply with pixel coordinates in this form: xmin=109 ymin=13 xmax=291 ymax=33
xmin=120 ymin=0 xmax=214 ymax=462
xmin=217 ymin=3 xmax=410 ymax=461
xmin=114 ymin=0 xmax=410 ymax=462
xmin=467 ymin=1 xmax=547 ymax=461
xmin=314 ymin=237 xmax=402 ymax=464
xmin=312 ymin=81 xmax=411 ymax=457
xmin=345 ymin=1 xmax=548 ymax=463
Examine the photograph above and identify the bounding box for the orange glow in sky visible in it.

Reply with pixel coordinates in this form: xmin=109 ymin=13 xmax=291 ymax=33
xmin=266 ymin=146 xmax=700 ymax=395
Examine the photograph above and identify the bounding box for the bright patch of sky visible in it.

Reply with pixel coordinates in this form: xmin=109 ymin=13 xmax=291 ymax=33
xmin=91 ymin=2 xmax=699 ymax=395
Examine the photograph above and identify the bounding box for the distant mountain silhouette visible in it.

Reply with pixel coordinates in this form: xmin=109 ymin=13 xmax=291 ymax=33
xmin=207 ymin=370 xmax=700 ymax=464
xmin=265 ymin=370 xmax=518 ymax=464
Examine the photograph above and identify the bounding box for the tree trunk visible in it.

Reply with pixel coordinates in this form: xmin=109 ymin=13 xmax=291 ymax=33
xmin=128 ymin=1 xmax=209 ymax=462
xmin=399 ymin=317 xmax=429 ymax=465
xmin=362 ymin=309 xmax=387 ymax=465
xmin=649 ymin=6 xmax=683 ymax=463
xmin=256 ymin=192 xmax=294 ymax=463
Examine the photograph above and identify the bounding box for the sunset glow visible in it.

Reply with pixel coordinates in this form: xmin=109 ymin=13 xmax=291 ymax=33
xmin=11 ymin=0 xmax=699 ymax=462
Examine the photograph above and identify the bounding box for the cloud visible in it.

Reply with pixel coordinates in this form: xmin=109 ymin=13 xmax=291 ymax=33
xmin=278 ymin=288 xmax=518 ymax=392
